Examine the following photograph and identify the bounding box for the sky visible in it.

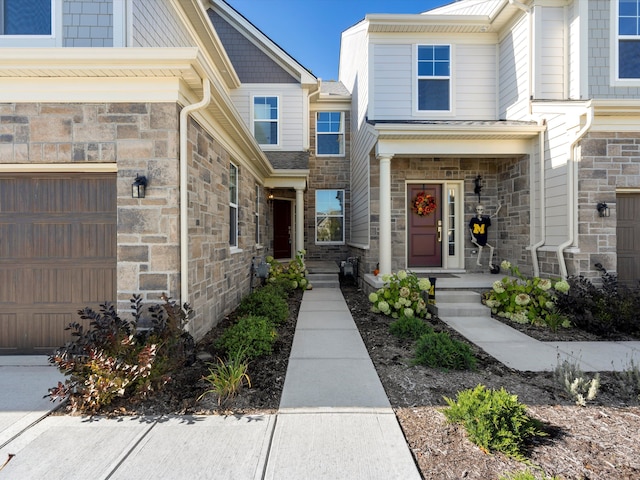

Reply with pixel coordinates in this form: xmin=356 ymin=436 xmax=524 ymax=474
xmin=225 ymin=0 xmax=453 ymax=81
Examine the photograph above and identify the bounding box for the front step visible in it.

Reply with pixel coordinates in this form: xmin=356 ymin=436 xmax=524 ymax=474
xmin=432 ymin=290 xmax=488 ymax=317
xmin=306 ymin=273 xmax=340 ymax=289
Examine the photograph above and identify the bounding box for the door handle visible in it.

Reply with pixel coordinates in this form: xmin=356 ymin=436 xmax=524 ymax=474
xmin=437 ymin=220 xmax=442 ymax=243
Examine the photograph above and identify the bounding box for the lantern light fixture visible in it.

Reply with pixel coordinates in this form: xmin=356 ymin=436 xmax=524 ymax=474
xmin=596 ymin=202 xmax=610 ymax=217
xmin=132 ymin=174 xmax=148 ymax=199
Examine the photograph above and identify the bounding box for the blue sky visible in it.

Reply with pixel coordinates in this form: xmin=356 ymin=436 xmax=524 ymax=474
xmin=225 ymin=0 xmax=452 ymax=81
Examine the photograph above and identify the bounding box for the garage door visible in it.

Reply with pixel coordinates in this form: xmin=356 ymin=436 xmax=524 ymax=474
xmin=0 ymin=173 xmax=116 ymax=355
xmin=617 ymin=193 xmax=640 ymax=288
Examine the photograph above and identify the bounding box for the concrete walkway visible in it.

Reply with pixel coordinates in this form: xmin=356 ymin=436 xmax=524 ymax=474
xmin=0 ymin=287 xmax=420 ymax=480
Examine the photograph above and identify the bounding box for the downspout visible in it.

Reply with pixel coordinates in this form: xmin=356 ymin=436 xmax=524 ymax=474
xmin=179 ymin=78 xmax=211 ymax=309
xmin=556 ymin=102 xmax=593 ymax=278
xmin=530 ymin=125 xmax=546 ymax=276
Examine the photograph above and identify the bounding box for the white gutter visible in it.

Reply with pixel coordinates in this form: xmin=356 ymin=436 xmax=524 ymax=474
xmin=556 ymin=103 xmax=593 ymax=279
xmin=530 ymin=125 xmax=546 ymax=276
xmin=179 ymin=78 xmax=211 ymax=309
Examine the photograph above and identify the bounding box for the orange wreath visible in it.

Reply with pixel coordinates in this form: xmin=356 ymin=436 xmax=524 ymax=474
xmin=413 ymin=192 xmax=437 ymax=216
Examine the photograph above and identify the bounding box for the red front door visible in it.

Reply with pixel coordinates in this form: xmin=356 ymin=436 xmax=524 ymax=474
xmin=273 ymin=199 xmax=292 ymax=259
xmin=407 ymin=184 xmax=442 ymax=268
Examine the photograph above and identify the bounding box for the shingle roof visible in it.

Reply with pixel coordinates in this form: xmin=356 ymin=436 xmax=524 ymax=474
xmin=264 ymin=151 xmax=309 ymax=170
xmin=320 ymin=81 xmax=350 ymax=96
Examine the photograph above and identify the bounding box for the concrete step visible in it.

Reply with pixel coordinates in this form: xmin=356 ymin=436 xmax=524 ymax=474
xmin=306 ymin=273 xmax=340 ymax=289
xmin=431 ymin=290 xmax=490 ymax=317
xmin=433 ymin=290 xmax=482 ymax=304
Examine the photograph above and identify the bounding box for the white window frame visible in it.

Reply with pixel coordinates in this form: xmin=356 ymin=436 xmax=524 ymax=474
xmin=612 ymin=0 xmax=640 ymax=85
xmin=0 ymin=0 xmax=62 ymax=47
xmin=316 ymin=111 xmax=345 ymax=157
xmin=229 ymin=162 xmax=238 ymax=248
xmin=414 ymin=44 xmax=454 ymax=116
xmin=254 ymin=184 xmax=261 ymax=246
xmin=315 ymin=189 xmax=345 ymax=245
xmin=252 ymin=96 xmax=280 ymax=147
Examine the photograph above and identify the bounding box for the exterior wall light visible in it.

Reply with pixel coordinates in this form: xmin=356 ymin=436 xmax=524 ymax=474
xmin=596 ymin=202 xmax=610 ymax=217
xmin=132 ymin=174 xmax=148 ymax=198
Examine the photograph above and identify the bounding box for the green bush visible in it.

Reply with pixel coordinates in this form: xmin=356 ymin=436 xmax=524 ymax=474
xmin=414 ymin=331 xmax=476 ymax=370
xmin=47 ymin=294 xmax=194 ymax=414
xmin=369 ymin=270 xmax=431 ymax=319
xmin=500 ymin=470 xmax=560 ymax=480
xmin=198 ymin=349 xmax=251 ymax=405
xmin=389 ymin=315 xmax=433 ymax=340
xmin=216 ymin=315 xmax=277 ymax=360
xmin=443 ymin=385 xmax=547 ymax=461
xmin=266 ymin=250 xmax=310 ymax=290
xmin=236 ymin=288 xmax=289 ymax=325
xmin=261 ymin=277 xmax=295 ymax=297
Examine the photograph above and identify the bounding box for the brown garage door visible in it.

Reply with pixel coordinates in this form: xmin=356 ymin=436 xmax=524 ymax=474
xmin=617 ymin=193 xmax=640 ymax=288
xmin=0 ymin=173 xmax=116 ymax=355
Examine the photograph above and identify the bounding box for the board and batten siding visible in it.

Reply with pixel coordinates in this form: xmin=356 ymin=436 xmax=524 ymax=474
xmin=567 ymin=0 xmax=583 ymax=99
xmin=370 ymin=43 xmax=497 ymax=120
xmin=132 ymin=0 xmax=193 ymax=48
xmin=230 ymin=84 xmax=307 ymax=151
xmin=499 ymin=15 xmax=530 ymax=120
xmin=536 ymin=6 xmax=565 ymax=100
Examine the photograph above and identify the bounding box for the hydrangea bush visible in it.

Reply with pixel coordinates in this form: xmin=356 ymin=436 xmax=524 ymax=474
xmin=483 ymin=261 xmax=570 ymax=329
xmin=369 ymin=270 xmax=431 ymax=319
xmin=266 ymin=250 xmax=310 ymax=290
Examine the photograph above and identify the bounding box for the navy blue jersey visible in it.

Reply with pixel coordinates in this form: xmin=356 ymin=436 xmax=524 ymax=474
xmin=469 ymin=216 xmax=491 ymax=246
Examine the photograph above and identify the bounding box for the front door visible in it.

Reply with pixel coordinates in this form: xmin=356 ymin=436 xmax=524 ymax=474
xmin=273 ymin=199 xmax=292 ymax=259
xmin=407 ymin=184 xmax=442 ymax=268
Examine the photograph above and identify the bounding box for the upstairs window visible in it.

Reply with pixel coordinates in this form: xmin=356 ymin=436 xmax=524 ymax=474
xmin=618 ymin=0 xmax=640 ymax=78
xmin=253 ymin=96 xmax=278 ymax=145
xmin=229 ymin=162 xmax=238 ymax=247
xmin=417 ymin=45 xmax=451 ymax=111
xmin=316 ymin=189 xmax=344 ymax=244
xmin=1 ymin=0 xmax=51 ymax=35
xmin=316 ymin=112 xmax=344 ymax=156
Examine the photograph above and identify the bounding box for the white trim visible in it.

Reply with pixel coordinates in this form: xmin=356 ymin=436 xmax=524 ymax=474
xmin=413 ymin=43 xmax=455 ymax=118
xmin=113 ymin=0 xmax=129 ymax=47
xmin=0 ymin=0 xmax=62 ymax=47
xmin=611 ymin=0 xmax=640 ymax=87
xmin=0 ymin=163 xmax=117 ymax=173
xmin=229 ymin=161 xmax=239 ymax=248
xmin=315 ymin=111 xmax=345 ymax=157
xmin=315 ymin=189 xmax=346 ymax=245
xmin=251 ymin=94 xmax=280 ymax=148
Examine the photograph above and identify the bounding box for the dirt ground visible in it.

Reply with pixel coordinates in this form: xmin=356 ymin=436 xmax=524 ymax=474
xmin=83 ymin=283 xmax=640 ymax=479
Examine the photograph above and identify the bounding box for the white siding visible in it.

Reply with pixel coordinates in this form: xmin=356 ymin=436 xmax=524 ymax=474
xmin=543 ymin=113 xmax=571 ymax=246
xmin=132 ymin=0 xmax=193 ymax=48
xmin=499 ymin=15 xmax=530 ymax=120
xmin=536 ymin=6 xmax=565 ymax=100
xmin=370 ymin=42 xmax=496 ymax=120
xmin=567 ymin=0 xmax=583 ymax=99
xmin=230 ymin=84 xmax=306 ymax=151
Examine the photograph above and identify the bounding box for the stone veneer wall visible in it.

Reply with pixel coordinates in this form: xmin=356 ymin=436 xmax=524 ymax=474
xmin=0 ymin=102 xmax=182 ymax=314
xmin=305 ymin=110 xmax=351 ymax=264
xmin=185 ymin=116 xmax=265 ymax=339
xmin=351 ymin=155 xmax=530 ymax=276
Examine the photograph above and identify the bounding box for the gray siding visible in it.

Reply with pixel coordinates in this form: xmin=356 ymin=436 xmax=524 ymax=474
xmin=131 ymin=0 xmax=193 ymax=48
xmin=208 ymin=10 xmax=296 ymax=84
xmin=63 ymin=0 xmax=113 ymax=47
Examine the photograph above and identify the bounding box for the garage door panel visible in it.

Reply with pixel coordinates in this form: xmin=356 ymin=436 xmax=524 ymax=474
xmin=0 ymin=173 xmax=116 ymax=354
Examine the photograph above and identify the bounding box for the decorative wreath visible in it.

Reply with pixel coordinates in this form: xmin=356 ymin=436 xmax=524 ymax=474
xmin=413 ymin=191 xmax=437 ymax=216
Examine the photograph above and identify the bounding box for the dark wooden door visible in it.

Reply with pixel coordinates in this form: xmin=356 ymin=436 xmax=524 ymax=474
xmin=617 ymin=194 xmax=640 ymax=287
xmin=273 ymin=199 xmax=292 ymax=259
xmin=407 ymin=184 xmax=442 ymax=268
xmin=0 ymin=173 xmax=116 ymax=354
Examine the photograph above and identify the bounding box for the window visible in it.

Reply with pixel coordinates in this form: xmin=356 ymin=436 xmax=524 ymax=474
xmin=618 ymin=0 xmax=640 ymax=78
xmin=1 ymin=0 xmax=51 ymax=35
xmin=417 ymin=45 xmax=451 ymax=111
xmin=255 ymin=184 xmax=261 ymax=245
xmin=229 ymin=163 xmax=238 ymax=247
xmin=316 ymin=112 xmax=344 ymax=155
xmin=316 ymin=190 xmax=344 ymax=244
xmin=253 ymin=96 xmax=278 ymax=145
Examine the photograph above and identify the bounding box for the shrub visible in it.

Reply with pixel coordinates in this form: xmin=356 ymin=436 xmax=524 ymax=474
xmin=261 ymin=276 xmax=295 ymax=298
xmin=554 ymin=264 xmax=640 ymax=337
xmin=389 ymin=315 xmax=433 ymax=340
xmin=198 ymin=350 xmax=251 ymax=405
xmin=236 ymin=287 xmax=289 ymax=325
xmin=553 ymin=359 xmax=600 ymax=406
xmin=47 ymin=294 xmax=194 ymax=414
xmin=500 ymin=470 xmax=560 ymax=480
xmin=413 ymin=331 xmax=476 ymax=370
xmin=266 ymin=250 xmax=310 ymax=290
xmin=443 ymin=384 xmax=547 ymax=461
xmin=612 ymin=360 xmax=640 ymax=403
xmin=216 ymin=315 xmax=277 ymax=360
xmin=369 ymin=270 xmax=431 ymax=319
xmin=483 ymin=261 xmax=570 ymax=329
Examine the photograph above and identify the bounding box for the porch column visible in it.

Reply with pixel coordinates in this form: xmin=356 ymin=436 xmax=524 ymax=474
xmin=295 ymin=187 xmax=305 ymax=254
xmin=378 ymin=154 xmax=393 ymax=275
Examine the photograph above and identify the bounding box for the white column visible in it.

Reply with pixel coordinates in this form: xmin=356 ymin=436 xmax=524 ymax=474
xmin=295 ymin=187 xmax=305 ymax=254
xmin=378 ymin=154 xmax=393 ymax=275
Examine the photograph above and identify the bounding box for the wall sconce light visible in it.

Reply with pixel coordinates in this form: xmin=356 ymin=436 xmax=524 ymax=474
xmin=267 ymin=190 xmax=274 ymax=201
xmin=132 ymin=174 xmax=148 ymax=199
xmin=596 ymin=202 xmax=610 ymax=217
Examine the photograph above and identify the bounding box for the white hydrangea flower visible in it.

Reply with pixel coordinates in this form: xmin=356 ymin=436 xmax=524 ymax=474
xmin=492 ymin=281 xmax=505 ymax=293
xmin=369 ymin=292 xmax=378 ymax=303
xmin=537 ymin=278 xmax=552 ymax=291
xmin=418 ymin=278 xmax=431 ymax=291
xmin=404 ymin=308 xmax=415 ymax=318
xmin=554 ymin=280 xmax=570 ymax=293
xmin=501 ymin=260 xmax=512 ymax=270
xmin=396 ymin=270 xmax=408 ymax=280
xmin=515 ymin=293 xmax=531 ymax=306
